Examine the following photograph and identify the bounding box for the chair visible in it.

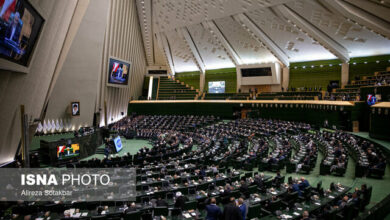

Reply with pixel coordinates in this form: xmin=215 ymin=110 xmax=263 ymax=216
xmin=123 ymin=211 xmax=141 ymax=220
xmin=91 ymin=216 xmax=106 ymax=219
xmin=141 ymin=212 xmax=152 ymax=220
xmin=106 ymin=212 xmax=123 ymax=220
xmin=248 ymin=185 xmax=258 ymax=194
xmin=269 ymin=199 xmax=282 ymax=213
xmin=184 ymin=200 xmax=197 ymax=211
xmin=153 ymin=206 xmax=169 ymax=217
xmin=264 ymin=179 xmax=273 ymax=188
xmin=171 ymin=207 xmax=182 ymax=217
xmin=247 ymin=204 xmax=261 ymax=219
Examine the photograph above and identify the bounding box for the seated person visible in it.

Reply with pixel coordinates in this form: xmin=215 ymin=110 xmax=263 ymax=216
xmin=299 ymin=177 xmax=310 ymax=190
xmin=156 ymin=197 xmax=168 ymax=207
xmin=174 ymin=192 xmax=188 ymax=210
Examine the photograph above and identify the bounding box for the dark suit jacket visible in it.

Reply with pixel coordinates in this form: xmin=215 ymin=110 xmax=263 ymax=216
xmin=156 ymin=199 xmax=168 ymax=207
xmin=174 ymin=196 xmax=188 ymax=209
xmin=5 ymin=22 xmax=22 ymax=43
xmin=222 ymin=203 xmax=243 ymax=220
xmin=205 ymin=204 xmax=222 ymax=220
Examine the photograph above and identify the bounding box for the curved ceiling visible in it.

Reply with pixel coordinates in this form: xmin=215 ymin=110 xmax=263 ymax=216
xmin=137 ymin=0 xmax=390 ymax=74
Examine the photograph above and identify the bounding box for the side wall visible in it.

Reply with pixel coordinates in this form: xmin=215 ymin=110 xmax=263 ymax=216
xmin=98 ymin=0 xmax=147 ymax=125
xmin=45 ymin=0 xmax=109 ymax=129
xmin=349 ymin=55 xmax=390 ymax=81
xmin=0 ymin=0 xmax=78 ymax=164
xmin=175 ymin=71 xmax=200 ymax=90
xmin=289 ymin=59 xmax=341 ymax=89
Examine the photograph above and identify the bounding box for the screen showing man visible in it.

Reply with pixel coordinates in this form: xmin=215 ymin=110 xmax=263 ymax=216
xmin=0 ymin=0 xmax=44 ymax=66
xmin=208 ymin=81 xmax=225 ymax=93
xmin=71 ymin=102 xmax=80 ymax=116
xmin=108 ymin=58 xmax=130 ymax=86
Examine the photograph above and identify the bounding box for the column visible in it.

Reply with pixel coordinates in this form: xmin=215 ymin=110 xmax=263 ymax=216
xmin=341 ymin=63 xmax=349 ymax=87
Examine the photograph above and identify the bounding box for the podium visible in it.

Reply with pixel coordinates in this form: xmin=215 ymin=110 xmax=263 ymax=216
xmin=39 ymin=129 xmax=102 ymax=166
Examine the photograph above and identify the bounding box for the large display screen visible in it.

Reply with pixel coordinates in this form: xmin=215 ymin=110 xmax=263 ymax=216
xmin=107 ymin=57 xmax=130 ymax=87
xmin=241 ymin=67 xmax=272 ymax=77
xmin=0 ymin=0 xmax=44 ymax=66
xmin=208 ymin=81 xmax=225 ymax=93
xmin=57 ymin=144 xmax=80 ymax=160
xmin=114 ymin=136 xmax=122 ymax=153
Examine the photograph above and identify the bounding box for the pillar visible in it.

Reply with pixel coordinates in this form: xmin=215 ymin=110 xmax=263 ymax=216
xmin=282 ymin=67 xmax=290 ymax=90
xmin=341 ymin=63 xmax=349 ymax=87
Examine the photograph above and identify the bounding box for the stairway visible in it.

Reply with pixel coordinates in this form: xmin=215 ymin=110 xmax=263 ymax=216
xmin=157 ymin=76 xmax=198 ymax=100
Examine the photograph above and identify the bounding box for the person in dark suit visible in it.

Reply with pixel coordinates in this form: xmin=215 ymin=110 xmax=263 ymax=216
xmin=5 ymin=12 xmax=22 ymax=44
xmin=205 ymin=198 xmax=221 ymax=220
xmin=156 ymin=197 xmax=168 ymax=207
xmin=292 ymin=180 xmax=302 ymax=196
xmin=174 ymin=192 xmax=188 ymax=210
xmin=299 ymin=177 xmax=310 ymax=190
xmin=125 ymin=202 xmax=137 ymax=212
xmin=222 ymin=197 xmax=242 ymax=220
xmin=238 ymin=198 xmax=247 ymax=220
xmin=272 ymin=171 xmax=282 ymax=186
xmin=239 ymin=180 xmax=249 ymax=198
xmin=351 ymin=192 xmax=360 ymax=208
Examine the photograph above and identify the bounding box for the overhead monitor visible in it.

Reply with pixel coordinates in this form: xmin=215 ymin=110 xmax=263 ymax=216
xmin=107 ymin=57 xmax=131 ymax=87
xmin=208 ymin=81 xmax=225 ymax=93
xmin=0 ymin=0 xmax=44 ymax=66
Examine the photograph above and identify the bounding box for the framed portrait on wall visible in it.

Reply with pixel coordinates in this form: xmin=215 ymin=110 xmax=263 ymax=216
xmin=71 ymin=101 xmax=80 ymax=116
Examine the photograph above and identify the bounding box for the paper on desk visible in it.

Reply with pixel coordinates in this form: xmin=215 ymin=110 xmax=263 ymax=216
xmin=183 ymin=213 xmax=191 ymax=218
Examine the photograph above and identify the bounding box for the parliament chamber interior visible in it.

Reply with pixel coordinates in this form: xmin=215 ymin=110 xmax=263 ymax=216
xmin=1 ymin=0 xmax=390 ymax=219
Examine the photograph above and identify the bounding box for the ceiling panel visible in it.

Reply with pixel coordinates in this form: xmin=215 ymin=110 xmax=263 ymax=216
xmin=138 ymin=0 xmax=390 ymax=71
xmin=152 ymin=0 xmax=293 ymax=33
xmin=165 ymin=30 xmax=199 ymax=72
xmin=285 ymin=0 xmax=390 ymax=58
xmin=187 ymin=23 xmax=235 ymax=70
xmin=246 ymin=7 xmax=336 ymax=62
xmin=214 ymin=16 xmax=277 ymax=64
